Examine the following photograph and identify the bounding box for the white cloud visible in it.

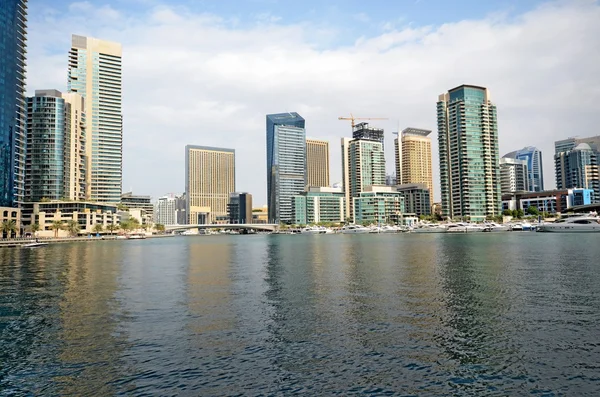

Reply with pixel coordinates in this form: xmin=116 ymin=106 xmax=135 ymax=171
xmin=26 ymin=1 xmax=600 ymax=204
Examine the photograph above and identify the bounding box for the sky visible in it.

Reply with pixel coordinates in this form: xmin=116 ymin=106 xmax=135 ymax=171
xmin=26 ymin=0 xmax=600 ymax=205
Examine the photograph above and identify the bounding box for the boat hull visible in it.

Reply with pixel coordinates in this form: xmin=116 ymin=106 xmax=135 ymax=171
xmin=537 ymin=225 xmax=600 ymax=232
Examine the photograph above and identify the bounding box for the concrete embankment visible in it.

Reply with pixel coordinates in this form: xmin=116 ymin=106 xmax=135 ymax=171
xmin=0 ymin=234 xmax=175 ymax=248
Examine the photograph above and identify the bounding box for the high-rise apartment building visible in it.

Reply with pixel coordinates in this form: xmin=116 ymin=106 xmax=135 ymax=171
xmin=266 ymin=112 xmax=306 ymax=224
xmin=227 ymin=192 xmax=253 ymax=224
xmin=394 ymin=128 xmax=433 ymax=204
xmin=156 ymin=195 xmax=177 ymax=225
xmin=341 ymin=137 xmax=386 ymax=220
xmin=185 ymin=145 xmax=235 ymax=224
xmin=306 ymin=138 xmax=330 ymax=188
xmin=25 ymin=90 xmax=86 ymax=202
xmin=0 ymin=0 xmax=27 ymax=206
xmin=68 ymin=35 xmax=122 ymax=203
xmin=499 ymin=157 xmax=529 ymax=194
xmin=555 ymin=143 xmax=599 ymax=202
xmin=555 ymin=136 xmax=600 ymax=154
xmin=353 ymin=122 xmax=384 ymax=148
xmin=437 ymin=85 xmax=501 ymax=221
xmin=504 ymin=146 xmax=544 ymax=192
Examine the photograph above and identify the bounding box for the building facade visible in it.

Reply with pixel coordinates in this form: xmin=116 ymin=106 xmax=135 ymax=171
xmin=306 ymin=138 xmax=330 ymax=188
xmin=396 ymin=183 xmax=431 ymax=217
xmin=555 ymin=143 xmax=599 ymax=202
xmin=121 ymin=191 xmax=153 ymax=218
xmin=437 ymin=85 xmax=501 ymax=221
xmin=504 ymin=146 xmax=544 ymax=192
xmin=353 ymin=186 xmax=405 ymax=225
xmin=175 ymin=193 xmax=186 ymax=225
xmin=185 ymin=145 xmax=235 ymax=224
xmin=0 ymin=207 xmax=21 ymax=237
xmin=156 ymin=195 xmax=176 ymax=225
xmin=395 ymin=128 xmax=433 ymax=205
xmin=25 ymin=90 xmax=87 ymax=202
xmin=227 ymin=192 xmax=253 ymax=224
xmin=499 ymin=157 xmax=529 ymax=194
xmin=0 ymin=0 xmax=27 ymax=206
xmin=502 ymin=188 xmax=593 ymax=214
xmin=353 ymin=122 xmax=384 ymax=148
xmin=68 ymin=35 xmax=123 ymax=203
xmin=293 ymin=187 xmax=345 ymax=225
xmin=266 ymin=113 xmax=306 ymax=224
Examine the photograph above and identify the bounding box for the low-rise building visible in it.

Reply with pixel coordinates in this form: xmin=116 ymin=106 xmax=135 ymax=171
xmin=502 ymin=188 xmax=593 ymax=214
xmin=353 ymin=186 xmax=405 ymax=225
xmin=396 ymin=183 xmax=431 ymax=217
xmin=1 ymin=207 xmax=22 ymax=238
xmin=121 ymin=192 xmax=154 ymax=219
xmin=21 ymin=201 xmax=119 ymax=237
xmin=294 ymin=187 xmax=345 ymax=225
xmin=228 ymin=192 xmax=253 ymax=224
xmin=252 ymin=206 xmax=268 ymax=224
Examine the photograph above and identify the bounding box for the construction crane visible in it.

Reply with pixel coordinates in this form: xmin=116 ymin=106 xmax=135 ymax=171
xmin=338 ymin=114 xmax=388 ymax=128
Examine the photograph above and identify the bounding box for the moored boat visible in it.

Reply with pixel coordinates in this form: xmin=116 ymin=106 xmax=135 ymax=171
xmin=22 ymin=242 xmax=49 ymax=248
xmin=340 ymin=225 xmax=370 ymax=234
xmin=537 ymin=214 xmax=600 ymax=232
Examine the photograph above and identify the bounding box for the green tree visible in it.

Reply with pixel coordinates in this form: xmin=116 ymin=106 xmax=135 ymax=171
xmin=1 ymin=220 xmax=17 ymax=239
xmin=502 ymin=209 xmax=513 ymax=216
xmin=92 ymin=223 xmax=104 ymax=234
xmin=516 ymin=209 xmax=524 ymax=219
xmin=106 ymin=223 xmax=119 ymax=235
xmin=120 ymin=220 xmax=132 ymax=232
xmin=30 ymin=223 xmax=41 ymax=235
xmin=129 ymin=218 xmax=141 ymax=231
xmin=51 ymin=221 xmax=64 ymax=238
xmin=155 ymin=223 xmax=165 ymax=233
xmin=526 ymin=206 xmax=539 ymax=216
xmin=66 ymin=220 xmax=80 ymax=237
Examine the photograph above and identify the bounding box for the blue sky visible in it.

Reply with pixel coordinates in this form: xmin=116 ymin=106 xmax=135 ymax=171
xmin=25 ymin=0 xmax=600 ymax=204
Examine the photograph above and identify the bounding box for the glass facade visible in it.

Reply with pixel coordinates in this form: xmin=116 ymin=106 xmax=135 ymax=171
xmin=555 ymin=143 xmax=599 ymax=202
xmin=266 ymin=113 xmax=306 ymax=224
xmin=25 ymin=91 xmax=66 ymax=201
xmin=353 ymin=190 xmax=405 ymax=225
xmin=0 ymin=0 xmax=27 ymax=206
xmin=396 ymin=183 xmax=431 ymax=216
xmin=68 ymin=35 xmax=122 ymax=203
xmin=437 ymin=85 xmax=501 ymax=221
xmin=293 ymin=189 xmax=345 ymax=225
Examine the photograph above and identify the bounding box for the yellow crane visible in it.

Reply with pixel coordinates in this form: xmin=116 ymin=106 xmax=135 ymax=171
xmin=338 ymin=114 xmax=388 ymax=128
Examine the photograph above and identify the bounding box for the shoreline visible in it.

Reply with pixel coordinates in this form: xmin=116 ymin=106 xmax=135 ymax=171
xmin=0 ymin=234 xmax=175 ymax=248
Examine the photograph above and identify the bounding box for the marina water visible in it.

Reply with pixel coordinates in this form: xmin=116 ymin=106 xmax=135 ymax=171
xmin=1 ymin=233 xmax=599 ymax=395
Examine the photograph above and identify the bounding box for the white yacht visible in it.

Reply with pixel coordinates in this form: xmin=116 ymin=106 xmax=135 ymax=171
xmin=412 ymin=224 xmax=447 ymax=233
xmin=300 ymin=226 xmax=328 ymax=234
xmin=482 ymin=222 xmax=510 ymax=232
xmin=341 ymin=225 xmax=371 ymax=234
xmin=446 ymin=223 xmax=485 ymax=233
xmin=380 ymin=225 xmax=400 ymax=233
xmin=537 ymin=214 xmax=600 ymax=233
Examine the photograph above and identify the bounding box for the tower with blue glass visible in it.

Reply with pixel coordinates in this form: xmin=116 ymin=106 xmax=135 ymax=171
xmin=0 ymin=0 xmax=27 ymax=206
xmin=437 ymin=85 xmax=501 ymax=221
xmin=504 ymin=146 xmax=544 ymax=192
xmin=266 ymin=112 xmax=306 ymax=224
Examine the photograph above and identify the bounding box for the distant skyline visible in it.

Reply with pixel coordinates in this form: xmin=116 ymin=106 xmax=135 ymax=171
xmin=26 ymin=0 xmax=600 ymax=205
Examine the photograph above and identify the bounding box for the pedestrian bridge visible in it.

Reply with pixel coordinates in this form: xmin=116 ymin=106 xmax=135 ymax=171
xmin=165 ymin=223 xmax=279 ymax=232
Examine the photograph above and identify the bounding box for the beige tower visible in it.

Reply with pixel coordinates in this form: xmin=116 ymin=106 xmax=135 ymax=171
xmin=185 ymin=145 xmax=235 ymax=224
xmin=68 ymin=35 xmax=122 ymax=203
xmin=341 ymin=137 xmax=352 ymax=220
xmin=62 ymin=92 xmax=87 ymax=201
xmin=306 ymin=138 xmax=330 ymax=188
xmin=395 ymin=128 xmax=433 ymax=204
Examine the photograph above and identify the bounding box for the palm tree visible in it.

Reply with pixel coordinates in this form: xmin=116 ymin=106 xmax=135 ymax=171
xmin=120 ymin=220 xmax=131 ymax=233
xmin=30 ymin=223 xmax=41 ymax=237
xmin=129 ymin=218 xmax=140 ymax=231
xmin=92 ymin=223 xmax=104 ymax=235
xmin=1 ymin=220 xmax=17 ymax=239
xmin=106 ymin=223 xmax=118 ymax=235
xmin=66 ymin=220 xmax=80 ymax=237
xmin=51 ymin=220 xmax=64 ymax=238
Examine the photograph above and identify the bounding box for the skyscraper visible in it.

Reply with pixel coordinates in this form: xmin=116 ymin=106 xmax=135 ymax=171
xmin=306 ymin=138 xmax=330 ymax=188
xmin=0 ymin=0 xmax=27 ymax=206
xmin=353 ymin=122 xmax=384 ymax=148
xmin=394 ymin=127 xmax=433 ymax=205
xmin=555 ymin=143 xmax=599 ymax=201
xmin=185 ymin=145 xmax=235 ymax=224
xmin=504 ymin=146 xmax=544 ymax=192
xmin=68 ymin=35 xmax=122 ymax=203
xmin=25 ymin=90 xmax=86 ymax=202
xmin=437 ymin=85 xmax=501 ymax=221
xmin=341 ymin=136 xmax=386 ymax=220
xmin=499 ymin=157 xmax=529 ymax=194
xmin=156 ymin=195 xmax=177 ymax=225
xmin=266 ymin=112 xmax=306 ymax=224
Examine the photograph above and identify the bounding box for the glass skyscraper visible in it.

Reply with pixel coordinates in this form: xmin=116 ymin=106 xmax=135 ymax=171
xmin=555 ymin=143 xmax=599 ymax=202
xmin=437 ymin=85 xmax=501 ymax=221
xmin=266 ymin=112 xmax=306 ymax=224
xmin=504 ymin=146 xmax=544 ymax=192
xmin=0 ymin=0 xmax=27 ymax=206
xmin=68 ymin=35 xmax=122 ymax=203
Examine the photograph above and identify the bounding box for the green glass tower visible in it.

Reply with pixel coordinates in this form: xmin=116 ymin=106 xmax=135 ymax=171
xmin=437 ymin=85 xmax=501 ymax=221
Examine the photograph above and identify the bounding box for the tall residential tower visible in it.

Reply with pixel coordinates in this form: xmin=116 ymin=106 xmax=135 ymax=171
xmin=0 ymin=0 xmax=27 ymax=206
xmin=266 ymin=112 xmax=306 ymax=224
xmin=306 ymin=138 xmax=330 ymax=188
xmin=68 ymin=35 xmax=122 ymax=203
xmin=504 ymin=146 xmax=544 ymax=192
xmin=437 ymin=85 xmax=501 ymax=221
xmin=185 ymin=145 xmax=235 ymax=224
xmin=394 ymin=127 xmax=433 ymax=205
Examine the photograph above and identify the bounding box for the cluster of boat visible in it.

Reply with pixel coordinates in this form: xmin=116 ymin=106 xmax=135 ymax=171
xmin=287 ymin=213 xmax=600 ymax=234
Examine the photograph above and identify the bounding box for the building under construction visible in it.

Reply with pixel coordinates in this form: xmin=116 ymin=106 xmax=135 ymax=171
xmin=352 ymin=122 xmax=384 ymax=148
